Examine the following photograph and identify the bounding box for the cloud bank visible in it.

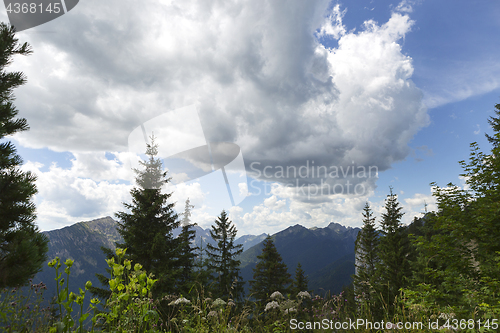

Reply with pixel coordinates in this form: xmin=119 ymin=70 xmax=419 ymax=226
xmin=7 ymin=0 xmax=429 ymax=231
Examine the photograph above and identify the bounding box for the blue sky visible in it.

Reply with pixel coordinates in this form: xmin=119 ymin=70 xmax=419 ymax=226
xmin=2 ymin=0 xmax=500 ymax=234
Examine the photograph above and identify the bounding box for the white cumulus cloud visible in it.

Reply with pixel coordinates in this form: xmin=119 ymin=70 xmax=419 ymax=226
xmin=8 ymin=0 xmax=430 ymax=232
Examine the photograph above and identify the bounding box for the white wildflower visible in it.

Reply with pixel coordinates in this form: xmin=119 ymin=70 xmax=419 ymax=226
xmin=438 ymin=312 xmax=456 ymax=320
xmin=270 ymin=291 xmax=284 ymax=300
xmin=213 ymin=298 xmax=227 ymax=307
xmin=174 ymin=297 xmax=191 ymax=305
xmin=279 ymin=299 xmax=297 ymax=313
xmin=297 ymin=291 xmax=311 ymax=299
xmin=265 ymin=301 xmax=280 ymax=311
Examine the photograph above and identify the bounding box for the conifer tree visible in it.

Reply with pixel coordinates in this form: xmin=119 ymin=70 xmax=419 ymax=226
xmin=405 ymin=101 xmax=500 ymax=315
xmin=250 ymin=236 xmax=292 ymax=303
xmin=485 ymin=102 xmax=500 ymax=146
xmin=193 ymin=238 xmax=214 ymax=293
xmin=115 ymin=136 xmax=180 ymax=296
xmin=460 ymin=111 xmax=500 ymax=264
xmin=353 ymin=202 xmax=381 ymax=317
xmin=353 ymin=203 xmax=379 ymax=302
xmin=177 ymin=198 xmax=197 ymax=295
xmin=291 ymin=262 xmax=309 ymax=298
xmin=0 ymin=23 xmax=48 ymax=288
xmin=205 ymin=210 xmax=244 ymax=300
xmin=376 ymin=187 xmax=409 ymax=312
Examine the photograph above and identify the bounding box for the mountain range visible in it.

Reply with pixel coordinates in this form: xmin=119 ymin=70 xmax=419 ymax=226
xmin=239 ymin=222 xmax=359 ymax=296
xmin=32 ymin=217 xmax=359 ymax=304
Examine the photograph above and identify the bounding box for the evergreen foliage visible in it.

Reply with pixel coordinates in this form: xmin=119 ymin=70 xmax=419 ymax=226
xmin=485 ymin=102 xmax=500 ymax=146
xmin=291 ymin=262 xmax=309 ymax=298
xmin=353 ymin=202 xmax=379 ymax=313
xmin=0 ymin=23 xmax=48 ymax=288
xmin=115 ymin=136 xmax=181 ymax=296
xmin=405 ymin=103 xmax=500 ymax=318
xmin=250 ymin=236 xmax=292 ymax=303
xmin=205 ymin=210 xmax=244 ymax=301
xmin=177 ymin=198 xmax=198 ymax=295
xmin=376 ymin=187 xmax=410 ymax=313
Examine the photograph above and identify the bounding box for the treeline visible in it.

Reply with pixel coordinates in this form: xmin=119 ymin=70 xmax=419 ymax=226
xmin=354 ymin=102 xmax=500 ymax=329
xmin=74 ymin=133 xmax=318 ymax=332
xmin=88 ymin=135 xmax=310 ymax=314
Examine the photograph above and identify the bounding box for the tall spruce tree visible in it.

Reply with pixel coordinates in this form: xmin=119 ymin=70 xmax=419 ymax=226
xmin=250 ymin=236 xmax=292 ymax=303
xmin=115 ymin=136 xmax=180 ymax=296
xmin=177 ymin=198 xmax=197 ymax=295
xmin=376 ymin=187 xmax=409 ymax=312
xmin=291 ymin=262 xmax=309 ymax=298
xmin=354 ymin=202 xmax=380 ymax=317
xmin=206 ymin=210 xmax=244 ymax=300
xmin=354 ymin=203 xmax=379 ymax=301
xmin=0 ymin=23 xmax=48 ymax=288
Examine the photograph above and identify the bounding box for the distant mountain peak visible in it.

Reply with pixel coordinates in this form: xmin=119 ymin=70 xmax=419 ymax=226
xmin=291 ymin=224 xmax=307 ymax=230
xmin=280 ymin=224 xmax=309 ymax=235
xmin=235 ymin=233 xmax=269 ymax=251
xmin=79 ymin=216 xmax=121 ymax=245
xmin=326 ymin=222 xmax=350 ymax=233
xmin=238 ymin=220 xmax=361 ymax=296
xmin=281 ymin=222 xmax=353 ymax=234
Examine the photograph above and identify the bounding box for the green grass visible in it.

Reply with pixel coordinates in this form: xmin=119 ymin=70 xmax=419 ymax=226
xmin=1 ymin=249 xmax=496 ymax=332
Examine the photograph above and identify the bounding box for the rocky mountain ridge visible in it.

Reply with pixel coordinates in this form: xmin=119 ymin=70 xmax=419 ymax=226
xmin=33 ymin=217 xmax=359 ymax=302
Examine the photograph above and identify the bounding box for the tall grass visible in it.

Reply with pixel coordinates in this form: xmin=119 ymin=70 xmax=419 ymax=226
xmin=1 ymin=250 xmax=493 ymax=332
